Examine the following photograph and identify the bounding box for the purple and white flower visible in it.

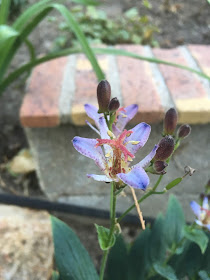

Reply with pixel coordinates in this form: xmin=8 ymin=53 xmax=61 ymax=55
xmin=72 ymin=116 xmax=158 ymax=190
xmin=84 ymin=103 xmax=138 ymax=137
xmin=190 ymin=197 xmax=210 ymax=231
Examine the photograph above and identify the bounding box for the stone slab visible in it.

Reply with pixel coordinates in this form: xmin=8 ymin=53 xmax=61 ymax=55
xmin=25 ymin=122 xmax=210 ymax=223
xmin=0 ymin=205 xmax=53 ymax=280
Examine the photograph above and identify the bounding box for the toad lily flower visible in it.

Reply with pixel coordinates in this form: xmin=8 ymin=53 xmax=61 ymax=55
xmin=190 ymin=197 xmax=210 ymax=231
xmin=84 ymin=103 xmax=138 ymax=137
xmin=72 ymin=117 xmax=158 ymax=190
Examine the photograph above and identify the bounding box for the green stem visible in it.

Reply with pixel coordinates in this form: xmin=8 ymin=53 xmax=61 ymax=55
xmin=99 ymin=182 xmax=117 ymax=280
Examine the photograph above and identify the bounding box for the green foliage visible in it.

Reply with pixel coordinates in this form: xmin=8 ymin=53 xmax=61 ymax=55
xmin=51 ymin=216 xmax=99 ymax=280
xmin=106 ymin=235 xmax=129 ymax=280
xmin=183 ymin=226 xmax=208 ymax=254
xmin=52 ymin=5 xmax=159 ymax=51
xmin=0 ymin=0 xmax=104 ymax=94
xmin=95 ymin=224 xmax=116 ymax=250
xmin=106 ymin=195 xmax=210 ymax=280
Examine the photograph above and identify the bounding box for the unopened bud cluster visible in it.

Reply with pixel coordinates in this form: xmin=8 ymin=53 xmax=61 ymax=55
xmin=97 ymin=80 xmax=120 ymax=114
xmin=148 ymin=108 xmax=191 ymax=176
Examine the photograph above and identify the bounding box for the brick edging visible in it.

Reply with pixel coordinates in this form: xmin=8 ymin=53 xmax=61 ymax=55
xmin=20 ymin=44 xmax=210 ymax=127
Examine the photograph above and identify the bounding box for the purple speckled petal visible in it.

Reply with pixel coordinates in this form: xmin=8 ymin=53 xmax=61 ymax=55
xmin=117 ymin=166 xmax=149 ymax=190
xmin=112 ymin=124 xmax=121 ymax=137
xmin=115 ymin=104 xmax=138 ymax=135
xmin=99 ymin=117 xmax=109 ymax=139
xmin=134 ymin=145 xmax=159 ymax=168
xmin=190 ymin=201 xmax=201 ymax=218
xmin=87 ymin=174 xmax=112 ymax=182
xmin=203 ymin=196 xmax=209 ymax=210
xmin=72 ymin=137 xmax=106 ymax=171
xmin=85 ymin=120 xmax=100 ymax=135
xmin=98 ymin=117 xmax=112 ymax=156
xmin=125 ymin=122 xmax=151 ymax=155
xmin=84 ymin=104 xmax=102 ymax=128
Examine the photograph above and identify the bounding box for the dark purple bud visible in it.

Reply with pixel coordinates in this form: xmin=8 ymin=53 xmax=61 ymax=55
xmin=154 ymin=135 xmax=175 ymax=161
xmin=154 ymin=161 xmax=168 ymax=173
xmin=177 ymin=124 xmax=191 ymax=139
xmin=163 ymin=108 xmax=178 ymax=135
xmin=97 ymin=80 xmax=111 ymax=113
xmin=108 ymin=97 xmax=120 ymax=112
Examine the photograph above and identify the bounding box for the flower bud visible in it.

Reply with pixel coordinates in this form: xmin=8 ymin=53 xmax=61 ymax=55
xmin=154 ymin=135 xmax=175 ymax=161
xmin=163 ymin=108 xmax=178 ymax=135
xmin=154 ymin=161 xmax=168 ymax=173
xmin=108 ymin=97 xmax=120 ymax=112
xmin=97 ymin=80 xmax=111 ymax=113
xmin=177 ymin=124 xmax=191 ymax=139
xmin=146 ymin=161 xmax=168 ymax=175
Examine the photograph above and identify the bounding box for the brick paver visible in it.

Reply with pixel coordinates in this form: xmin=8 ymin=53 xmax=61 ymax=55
xmin=20 ymin=56 xmax=68 ymax=127
xmin=20 ymin=45 xmax=210 ymax=127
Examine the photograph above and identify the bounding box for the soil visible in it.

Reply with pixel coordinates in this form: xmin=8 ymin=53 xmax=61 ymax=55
xmin=0 ymin=0 xmax=210 ymax=271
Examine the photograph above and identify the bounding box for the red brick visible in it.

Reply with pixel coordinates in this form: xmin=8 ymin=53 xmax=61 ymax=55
xmin=20 ymin=57 xmax=68 ymax=127
xmin=116 ymin=45 xmax=164 ymax=124
xmin=153 ymin=47 xmax=208 ymax=100
xmin=188 ymin=45 xmax=210 ymax=76
xmin=71 ymin=54 xmax=108 ymax=125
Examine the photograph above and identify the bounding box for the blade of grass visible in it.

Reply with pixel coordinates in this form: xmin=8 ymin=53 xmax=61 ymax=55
xmin=0 ymin=1 xmax=104 ymax=84
xmin=52 ymin=3 xmax=104 ymax=80
xmin=93 ymin=47 xmax=210 ymax=81
xmin=0 ymin=7 xmax=52 ymax=81
xmin=0 ymin=0 xmax=11 ymax=24
xmin=0 ymin=47 xmax=82 ymax=94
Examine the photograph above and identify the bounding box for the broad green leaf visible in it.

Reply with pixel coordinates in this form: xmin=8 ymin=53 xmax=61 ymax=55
xmin=128 ymin=227 xmax=151 ymax=280
xmin=165 ymin=178 xmax=182 ymax=190
xmin=164 ymin=195 xmax=185 ymax=248
xmin=95 ymin=224 xmax=116 ymax=250
xmin=51 ymin=216 xmax=99 ymax=280
xmin=200 ymin=232 xmax=210 ymax=273
xmin=169 ymin=241 xmax=202 ymax=278
xmin=153 ymin=263 xmax=178 ymax=280
xmin=106 ymin=235 xmax=128 ymax=280
xmin=0 ymin=25 xmax=19 ymax=48
xmin=183 ymin=226 xmax=209 ymax=254
xmin=149 ymin=214 xmax=167 ymax=263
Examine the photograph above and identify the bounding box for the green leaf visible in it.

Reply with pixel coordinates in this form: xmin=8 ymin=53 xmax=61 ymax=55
xmin=128 ymin=227 xmax=151 ymax=279
xmin=153 ymin=263 xmax=178 ymax=280
xmin=95 ymin=224 xmax=116 ymax=250
xmin=51 ymin=216 xmax=99 ymax=280
xmin=93 ymin=47 xmax=210 ymax=82
xmin=165 ymin=178 xmax=182 ymax=190
xmin=106 ymin=235 xmax=128 ymax=280
xmin=183 ymin=226 xmax=209 ymax=254
xmin=0 ymin=25 xmax=19 ymax=48
xmin=200 ymin=232 xmax=210 ymax=273
xmin=0 ymin=0 xmax=11 ymax=24
xmin=51 ymin=270 xmax=60 ymax=280
xmin=198 ymin=270 xmax=210 ymax=280
xmin=124 ymin=7 xmax=138 ymax=19
xmin=149 ymin=214 xmax=167 ymax=263
xmin=164 ymin=195 xmax=185 ymax=248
